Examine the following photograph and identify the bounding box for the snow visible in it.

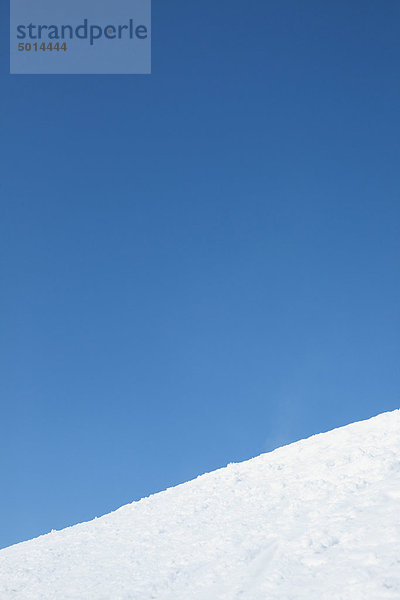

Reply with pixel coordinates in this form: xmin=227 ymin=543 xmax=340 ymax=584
xmin=1 ymin=410 xmax=400 ymax=599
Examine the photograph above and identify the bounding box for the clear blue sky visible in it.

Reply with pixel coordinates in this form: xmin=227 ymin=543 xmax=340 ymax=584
xmin=1 ymin=0 xmax=399 ymax=549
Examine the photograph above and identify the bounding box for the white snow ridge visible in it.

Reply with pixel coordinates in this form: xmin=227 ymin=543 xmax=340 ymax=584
xmin=1 ymin=410 xmax=400 ymax=599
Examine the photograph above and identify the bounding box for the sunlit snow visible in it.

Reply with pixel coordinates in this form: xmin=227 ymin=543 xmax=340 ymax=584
xmin=1 ymin=410 xmax=399 ymax=599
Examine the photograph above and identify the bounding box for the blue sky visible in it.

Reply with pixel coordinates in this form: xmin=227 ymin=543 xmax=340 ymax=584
xmin=1 ymin=0 xmax=399 ymax=549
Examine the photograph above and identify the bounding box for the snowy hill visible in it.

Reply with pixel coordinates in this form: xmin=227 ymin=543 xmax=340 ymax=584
xmin=1 ymin=411 xmax=400 ymax=599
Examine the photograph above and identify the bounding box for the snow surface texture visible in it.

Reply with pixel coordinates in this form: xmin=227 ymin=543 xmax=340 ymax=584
xmin=1 ymin=410 xmax=400 ymax=599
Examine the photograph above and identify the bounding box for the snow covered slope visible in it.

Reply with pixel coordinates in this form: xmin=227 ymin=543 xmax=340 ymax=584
xmin=1 ymin=410 xmax=400 ymax=599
